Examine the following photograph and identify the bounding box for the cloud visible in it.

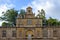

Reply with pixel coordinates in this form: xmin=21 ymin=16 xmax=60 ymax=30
xmin=22 ymin=0 xmax=60 ymax=20
xmin=0 ymin=0 xmax=15 ymax=26
xmin=0 ymin=0 xmax=15 ymax=16
xmin=0 ymin=3 xmax=15 ymax=16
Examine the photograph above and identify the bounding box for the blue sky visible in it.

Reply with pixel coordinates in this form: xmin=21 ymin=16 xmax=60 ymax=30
xmin=0 ymin=0 xmax=33 ymax=10
xmin=0 ymin=0 xmax=60 ymax=26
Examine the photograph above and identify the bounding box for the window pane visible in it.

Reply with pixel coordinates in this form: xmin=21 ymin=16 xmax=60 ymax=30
xmin=12 ymin=31 xmax=16 ymax=37
xmin=43 ymin=29 xmax=48 ymax=37
xmin=2 ymin=30 xmax=6 ymax=37
xmin=19 ymin=31 xmax=22 ymax=37
xmin=53 ymin=30 xmax=57 ymax=37
xmin=27 ymin=20 xmax=32 ymax=25
xmin=37 ymin=31 xmax=40 ymax=37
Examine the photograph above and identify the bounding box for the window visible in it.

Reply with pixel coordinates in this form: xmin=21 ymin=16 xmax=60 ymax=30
xmin=12 ymin=31 xmax=16 ymax=37
xmin=19 ymin=31 xmax=22 ymax=37
xmin=27 ymin=20 xmax=32 ymax=25
xmin=43 ymin=29 xmax=48 ymax=37
xmin=2 ymin=30 xmax=6 ymax=37
xmin=37 ymin=31 xmax=40 ymax=37
xmin=48 ymin=30 xmax=53 ymax=38
xmin=28 ymin=10 xmax=30 ymax=13
xmin=53 ymin=30 xmax=57 ymax=37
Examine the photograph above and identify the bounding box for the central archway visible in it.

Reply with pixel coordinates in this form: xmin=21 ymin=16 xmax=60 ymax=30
xmin=26 ymin=30 xmax=34 ymax=37
xmin=26 ymin=30 xmax=34 ymax=40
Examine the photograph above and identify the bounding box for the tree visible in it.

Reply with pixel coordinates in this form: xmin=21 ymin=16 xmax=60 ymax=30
xmin=47 ymin=17 xmax=58 ymax=26
xmin=37 ymin=9 xmax=45 ymax=19
xmin=20 ymin=9 xmax=26 ymax=14
xmin=2 ymin=22 xmax=12 ymax=27
xmin=57 ymin=21 xmax=60 ymax=25
xmin=2 ymin=22 xmax=7 ymax=27
xmin=40 ymin=9 xmax=45 ymax=19
xmin=37 ymin=9 xmax=46 ymax=26
xmin=0 ymin=8 xmax=18 ymax=26
xmin=19 ymin=9 xmax=26 ymax=18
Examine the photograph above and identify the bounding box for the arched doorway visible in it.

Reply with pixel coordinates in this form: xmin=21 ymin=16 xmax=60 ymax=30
xmin=26 ymin=30 xmax=34 ymax=40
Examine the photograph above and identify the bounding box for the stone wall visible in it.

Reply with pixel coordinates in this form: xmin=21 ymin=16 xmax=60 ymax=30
xmin=0 ymin=27 xmax=60 ymax=40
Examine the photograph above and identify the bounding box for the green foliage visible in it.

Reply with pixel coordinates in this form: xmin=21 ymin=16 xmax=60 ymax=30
xmin=37 ymin=9 xmax=60 ymax=26
xmin=47 ymin=17 xmax=58 ymax=26
xmin=0 ymin=9 xmax=26 ymax=26
xmin=2 ymin=22 xmax=12 ymax=27
xmin=58 ymin=21 xmax=60 ymax=25
xmin=20 ymin=9 xmax=26 ymax=18
xmin=37 ymin=9 xmax=45 ymax=19
xmin=0 ymin=8 xmax=18 ymax=26
xmin=2 ymin=22 xmax=7 ymax=26
xmin=0 ymin=8 xmax=60 ymax=27
xmin=20 ymin=9 xmax=26 ymax=15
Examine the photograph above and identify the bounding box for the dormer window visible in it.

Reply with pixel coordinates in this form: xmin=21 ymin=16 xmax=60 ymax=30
xmin=28 ymin=10 xmax=30 ymax=13
xmin=27 ymin=7 xmax=32 ymax=13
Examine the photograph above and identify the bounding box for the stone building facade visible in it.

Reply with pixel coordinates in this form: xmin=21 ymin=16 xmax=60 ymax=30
xmin=0 ymin=7 xmax=60 ymax=40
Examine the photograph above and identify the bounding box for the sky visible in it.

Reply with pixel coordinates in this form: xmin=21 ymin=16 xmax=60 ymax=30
xmin=0 ymin=0 xmax=60 ymax=26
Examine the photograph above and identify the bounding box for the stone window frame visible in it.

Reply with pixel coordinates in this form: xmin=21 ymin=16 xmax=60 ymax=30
xmin=53 ymin=29 xmax=57 ymax=37
xmin=19 ymin=31 xmax=22 ymax=37
xmin=27 ymin=19 xmax=32 ymax=25
xmin=12 ymin=30 xmax=16 ymax=37
xmin=43 ymin=29 xmax=48 ymax=37
xmin=28 ymin=10 xmax=31 ymax=13
xmin=37 ymin=31 xmax=40 ymax=37
xmin=2 ymin=30 xmax=6 ymax=37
